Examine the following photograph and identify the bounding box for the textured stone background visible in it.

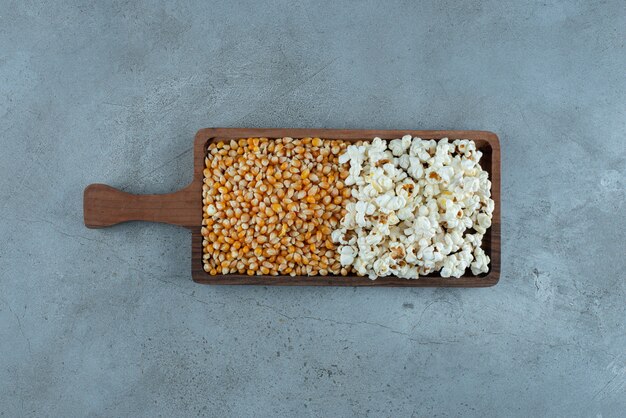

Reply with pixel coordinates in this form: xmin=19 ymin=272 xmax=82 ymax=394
xmin=1 ymin=1 xmax=624 ymax=417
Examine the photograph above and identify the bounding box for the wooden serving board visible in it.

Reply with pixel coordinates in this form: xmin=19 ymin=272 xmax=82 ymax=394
xmin=84 ymin=128 xmax=501 ymax=286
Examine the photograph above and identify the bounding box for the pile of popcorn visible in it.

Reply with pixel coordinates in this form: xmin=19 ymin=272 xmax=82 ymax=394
xmin=331 ymin=136 xmax=494 ymax=279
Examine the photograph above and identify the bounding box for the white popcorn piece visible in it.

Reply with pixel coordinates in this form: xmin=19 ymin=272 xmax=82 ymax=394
xmin=471 ymin=246 xmax=490 ymax=275
xmin=407 ymin=156 xmax=424 ymax=180
xmin=389 ymin=135 xmax=412 ymax=156
xmin=396 ymin=206 xmax=414 ymax=221
xmin=331 ymin=229 xmax=345 ymax=244
xmin=387 ymin=212 xmax=401 ymax=226
xmin=339 ymin=245 xmax=357 ymax=266
xmin=395 ymin=264 xmax=419 ymax=279
xmin=339 ymin=144 xmax=365 ymax=165
xmin=365 ymin=230 xmax=384 ymax=246
xmin=355 ymin=183 xmax=379 ymax=200
xmin=332 ymin=135 xmax=494 ymax=279
xmin=477 ymin=212 xmax=492 ymax=229
xmin=341 ymin=144 xmax=367 ymax=186
xmin=372 ymin=255 xmax=393 ymax=279
xmin=405 ymin=244 xmax=419 ymax=264
xmin=355 ymin=201 xmax=375 ymax=227
xmin=436 ymin=166 xmax=455 ymax=183
xmin=356 ymin=236 xmax=378 ymax=262
xmin=367 ymin=137 xmax=390 ymax=164
xmin=375 ymin=194 xmax=406 ymax=213
xmin=398 ymin=154 xmax=411 ymax=170
xmin=354 ymin=257 xmax=368 ymax=276
xmin=370 ymin=167 xmax=394 ymax=192
xmin=372 ymin=220 xmax=391 ymax=236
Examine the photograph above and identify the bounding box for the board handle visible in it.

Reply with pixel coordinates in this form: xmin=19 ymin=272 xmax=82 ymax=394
xmin=83 ymin=184 xmax=200 ymax=229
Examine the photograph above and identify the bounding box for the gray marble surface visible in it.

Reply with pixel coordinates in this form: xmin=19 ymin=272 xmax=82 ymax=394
xmin=1 ymin=1 xmax=624 ymax=417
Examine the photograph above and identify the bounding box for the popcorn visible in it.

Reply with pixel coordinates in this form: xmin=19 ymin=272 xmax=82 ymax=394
xmin=396 ymin=206 xmax=414 ymax=221
xmin=389 ymin=135 xmax=412 ymax=156
xmin=370 ymin=167 xmax=394 ymax=192
xmin=365 ymin=230 xmax=384 ymax=246
xmin=407 ymin=156 xmax=424 ymax=180
xmin=341 ymin=144 xmax=367 ymax=186
xmin=331 ymin=229 xmax=345 ymax=244
xmin=372 ymin=220 xmax=391 ymax=236
xmin=367 ymin=137 xmax=391 ymax=164
xmin=471 ymin=247 xmax=490 ymax=275
xmin=332 ymin=136 xmax=494 ymax=279
xmin=375 ymin=194 xmax=407 ymax=213
xmin=476 ymin=213 xmax=492 ymax=231
xmin=339 ymin=245 xmax=357 ymax=266
xmin=398 ymin=154 xmax=411 ymax=170
xmin=355 ymin=201 xmax=376 ymax=227
xmin=373 ymin=256 xmax=392 ymax=278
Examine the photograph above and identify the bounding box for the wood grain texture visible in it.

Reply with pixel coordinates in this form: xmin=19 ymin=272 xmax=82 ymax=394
xmin=84 ymin=184 xmax=200 ymax=228
xmin=85 ymin=128 xmax=501 ymax=287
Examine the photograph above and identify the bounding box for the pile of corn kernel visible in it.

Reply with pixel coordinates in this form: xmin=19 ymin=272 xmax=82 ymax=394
xmin=202 ymin=137 xmax=352 ymax=276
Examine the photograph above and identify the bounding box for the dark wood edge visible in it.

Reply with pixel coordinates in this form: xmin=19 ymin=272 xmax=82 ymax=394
xmin=191 ymin=128 xmax=501 ymax=287
xmin=488 ymin=131 xmax=501 ymax=285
